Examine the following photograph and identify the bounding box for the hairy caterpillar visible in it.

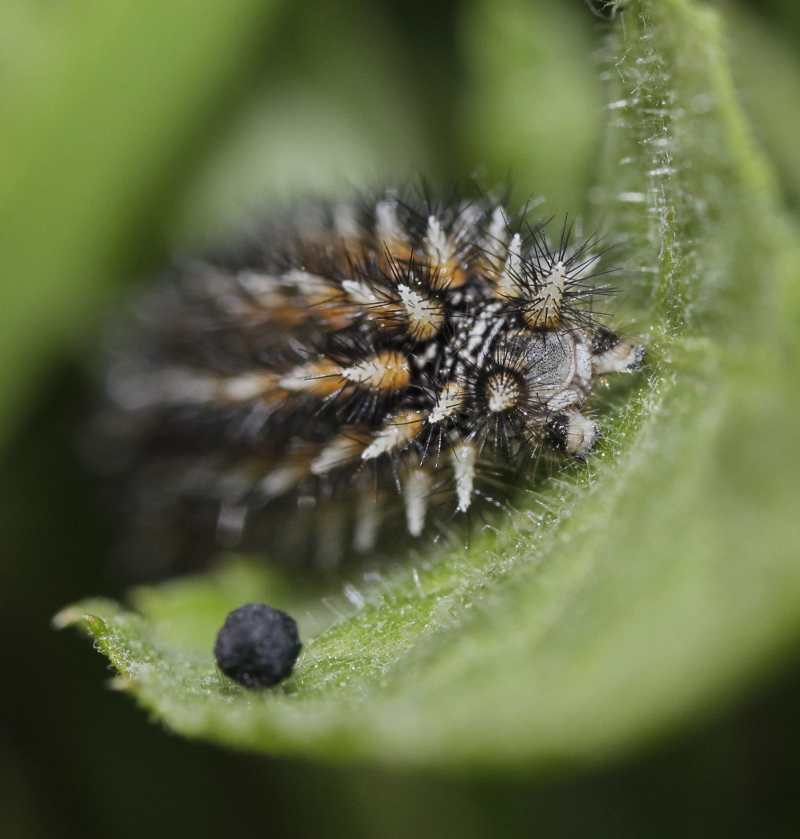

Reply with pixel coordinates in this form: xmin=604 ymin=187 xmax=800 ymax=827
xmin=94 ymin=190 xmax=644 ymax=576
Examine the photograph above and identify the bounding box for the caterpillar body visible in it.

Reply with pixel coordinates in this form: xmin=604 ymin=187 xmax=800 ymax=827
xmin=96 ymin=191 xmax=644 ymax=576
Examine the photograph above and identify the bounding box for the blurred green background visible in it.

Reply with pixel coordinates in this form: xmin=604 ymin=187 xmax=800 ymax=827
xmin=3 ymin=0 xmax=800 ymax=836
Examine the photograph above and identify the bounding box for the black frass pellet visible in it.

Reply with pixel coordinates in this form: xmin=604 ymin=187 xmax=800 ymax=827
xmin=214 ymin=603 xmax=302 ymax=689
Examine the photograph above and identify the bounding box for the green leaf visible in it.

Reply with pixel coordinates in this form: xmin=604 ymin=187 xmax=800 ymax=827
xmin=59 ymin=0 xmax=800 ymax=769
xmin=714 ymin=0 xmax=800 ymax=210
xmin=0 ymin=0 xmax=285 ymax=447
xmin=457 ymin=0 xmax=605 ymax=214
xmin=176 ymin=0 xmax=433 ymax=244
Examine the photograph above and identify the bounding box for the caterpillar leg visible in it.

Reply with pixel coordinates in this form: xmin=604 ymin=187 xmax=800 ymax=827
xmin=591 ymin=330 xmax=646 ymax=374
xmin=545 ymin=410 xmax=597 ymax=458
xmin=450 ymin=441 xmax=479 ymax=513
xmin=403 ymin=466 xmax=433 ymax=537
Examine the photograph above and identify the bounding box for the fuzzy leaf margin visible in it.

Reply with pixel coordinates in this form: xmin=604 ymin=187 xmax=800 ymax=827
xmin=58 ymin=0 xmax=800 ymax=770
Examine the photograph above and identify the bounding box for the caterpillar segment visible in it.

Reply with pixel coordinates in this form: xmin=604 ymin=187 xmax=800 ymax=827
xmin=95 ymin=192 xmax=644 ymax=574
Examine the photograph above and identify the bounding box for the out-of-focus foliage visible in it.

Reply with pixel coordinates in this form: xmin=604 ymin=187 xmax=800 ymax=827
xmin=0 ymin=0 xmax=286 ymax=448
xmin=720 ymin=0 xmax=800 ymax=211
xmin=4 ymin=0 xmax=800 ymax=835
xmin=175 ymin=0 xmax=432 ymax=243
xmin=458 ymin=0 xmax=604 ymax=215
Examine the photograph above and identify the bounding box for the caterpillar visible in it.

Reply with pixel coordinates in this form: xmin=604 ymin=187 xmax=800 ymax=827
xmin=94 ymin=190 xmax=644 ymax=576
